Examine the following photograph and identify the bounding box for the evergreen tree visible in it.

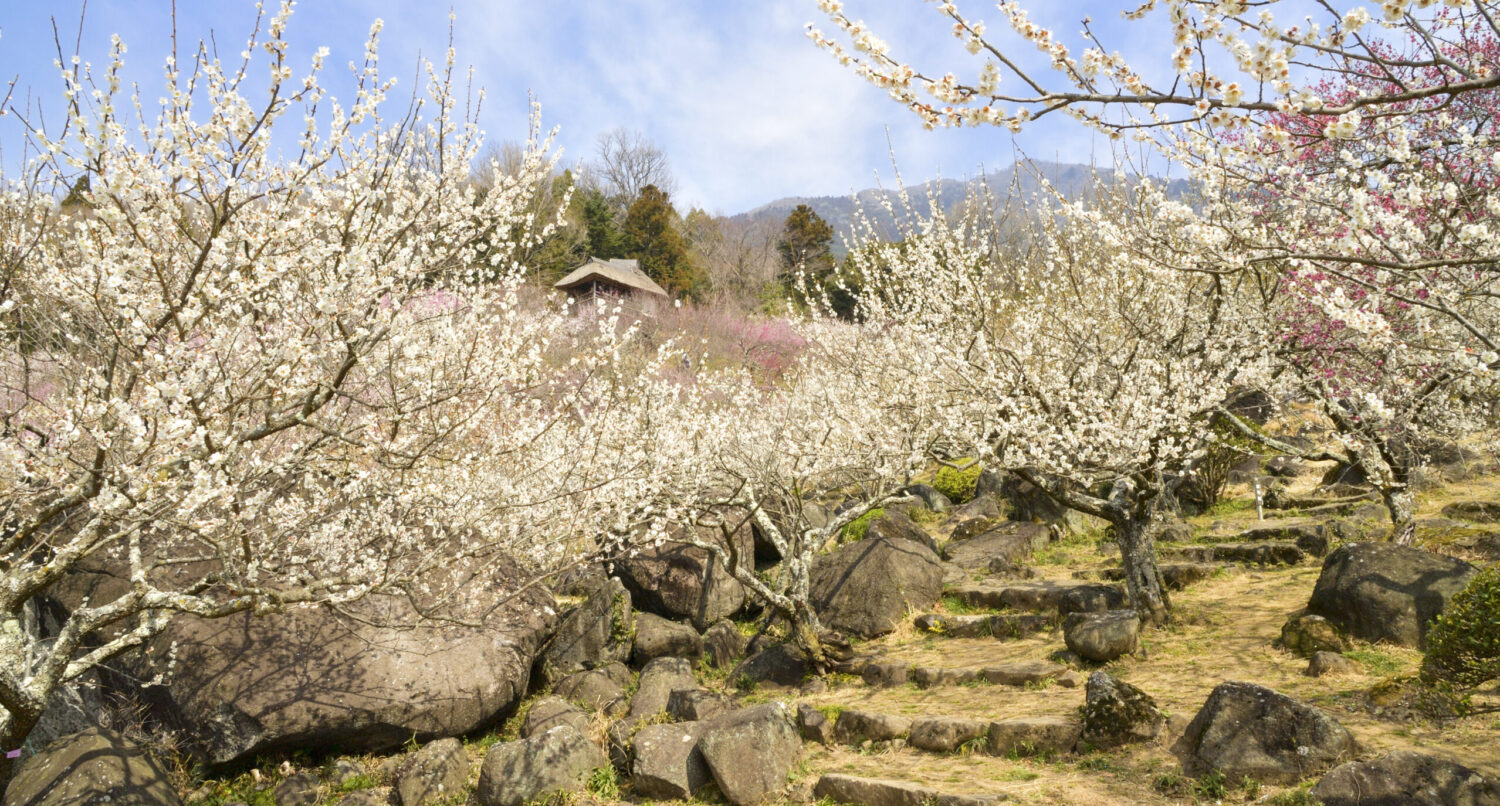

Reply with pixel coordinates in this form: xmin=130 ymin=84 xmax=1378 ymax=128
xmin=776 ymin=204 xmax=835 ymax=287
xmin=623 ymin=184 xmax=700 ymax=297
xmin=578 ymin=188 xmax=625 ymax=259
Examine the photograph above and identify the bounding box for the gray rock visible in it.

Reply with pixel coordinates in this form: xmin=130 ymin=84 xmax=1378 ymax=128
xmin=809 ymin=536 xmax=946 ymax=638
xmin=1080 ymin=672 xmax=1165 ymax=748
xmin=949 ymin=517 xmax=998 ymax=543
xmin=1238 ymin=522 xmax=1332 ymax=556
xmin=987 ymin=717 xmax=1081 ymax=757
xmin=730 ymin=642 xmax=809 ymax=688
xmin=797 ymin=704 xmax=835 ymax=745
xmin=865 ymin=510 xmax=941 ymax=554
xmin=552 ymin=662 xmax=631 ymax=715
xmin=537 ymin=577 xmax=633 ymax=686
xmin=1063 ymin=610 xmax=1140 ymax=663
xmin=1441 ymin=501 xmax=1500 ymax=524
xmin=861 ymin=660 xmax=911 ymax=688
xmin=913 ymin=612 xmax=1052 ymax=640
xmin=814 ymin=773 xmax=1002 ymax=806
xmin=912 ymin=667 xmax=981 ymax=688
xmin=329 ymin=758 xmax=366 ymax=788
xmin=1279 ymin=612 xmax=1351 ymax=657
xmin=3 ymin=729 xmax=183 ymax=806
xmin=942 ymin=522 xmax=1051 ymax=571
xmin=908 ymin=716 xmax=987 ymax=753
xmin=630 ymin=656 xmax=699 ymax=719
xmin=702 ymin=619 xmax=748 ymax=668
xmin=632 ymin=612 xmax=703 ymax=665
xmin=338 ymin=789 xmax=393 ymax=806
xmin=1173 ymin=681 xmax=1355 ymax=785
xmin=272 ymin=772 xmax=320 ymax=806
xmin=520 ymin=696 xmax=589 ymax=739
xmin=981 ymin=661 xmax=1066 ymax=687
xmin=951 ymin=493 xmax=1003 ymax=522
xmin=476 ymin=725 xmax=607 ymax=806
xmin=903 ymin=484 xmax=953 ymax=513
xmin=99 ymin=555 xmax=555 ymax=765
xmin=1308 ymin=542 xmax=1477 ymax=647
xmin=1306 ymin=652 xmax=1362 ymax=677
xmin=396 ymin=738 xmax=468 ymax=806
xmin=668 ymin=689 xmax=736 ymax=723
xmin=1312 ymin=750 xmax=1500 ymax=805
xmin=614 ymin=525 xmax=750 ymax=629
xmin=833 ymin=710 xmax=911 ymax=745
xmin=631 ymin=721 xmax=711 ymax=800
xmin=697 ymin=704 xmax=803 ymax=806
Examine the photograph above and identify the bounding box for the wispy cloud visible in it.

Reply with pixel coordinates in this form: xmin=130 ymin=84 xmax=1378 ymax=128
xmin=0 ymin=1 xmax=1131 ymax=212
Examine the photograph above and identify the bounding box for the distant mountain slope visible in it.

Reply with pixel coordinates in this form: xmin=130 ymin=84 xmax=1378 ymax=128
xmin=729 ymin=161 xmax=1191 ymax=252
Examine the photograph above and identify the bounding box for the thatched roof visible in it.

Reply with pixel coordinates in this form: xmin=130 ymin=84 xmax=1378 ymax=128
xmin=553 ymin=257 xmax=669 ymax=297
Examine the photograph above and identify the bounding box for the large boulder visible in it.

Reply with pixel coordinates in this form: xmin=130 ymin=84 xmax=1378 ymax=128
xmin=1312 ymin=751 xmax=1500 ymax=805
xmin=697 ymin=704 xmax=803 ymax=806
xmin=809 ymin=536 xmax=944 ymax=638
xmin=632 ymin=612 xmax=703 ymax=665
xmin=552 ymin=662 xmax=631 ymax=714
xmin=865 ymin=511 xmax=941 ymax=554
xmin=3 ymin=729 xmax=182 ymax=806
xmin=537 ymin=577 xmax=633 ymax=686
xmin=1063 ymin=610 xmax=1140 ymax=663
xmin=1307 ymin=542 xmax=1477 ymax=648
xmin=1080 ymin=672 xmax=1165 ymax=749
xmin=114 ymin=555 xmax=556 ymax=765
xmin=632 ymin=721 xmax=712 ymax=800
xmin=942 ymin=522 xmax=1050 ymax=571
xmin=1173 ymin=682 xmax=1355 ymax=784
xmin=702 ymin=619 xmax=748 ymax=668
xmin=630 ymin=656 xmax=699 ymax=720
xmin=476 ymin=725 xmax=608 ymax=806
xmin=613 ymin=524 xmax=750 ymax=630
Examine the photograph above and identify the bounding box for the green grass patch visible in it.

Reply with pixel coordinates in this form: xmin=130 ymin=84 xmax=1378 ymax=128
xmin=934 ymin=464 xmax=983 ymax=504
xmin=1344 ymin=647 xmax=1407 ymax=676
xmin=841 ymin=508 xmax=884 ymax=542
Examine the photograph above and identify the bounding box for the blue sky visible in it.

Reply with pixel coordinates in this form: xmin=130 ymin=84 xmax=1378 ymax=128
xmin=0 ymin=1 xmax=1149 ymax=214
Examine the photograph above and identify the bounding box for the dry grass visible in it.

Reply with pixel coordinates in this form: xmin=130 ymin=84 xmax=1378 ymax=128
xmin=784 ymin=469 xmax=1500 ymax=804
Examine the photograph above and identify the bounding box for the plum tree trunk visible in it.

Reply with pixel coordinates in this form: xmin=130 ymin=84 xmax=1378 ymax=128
xmin=1114 ymin=515 xmax=1172 ymax=625
xmin=1384 ymin=486 xmax=1417 ymax=545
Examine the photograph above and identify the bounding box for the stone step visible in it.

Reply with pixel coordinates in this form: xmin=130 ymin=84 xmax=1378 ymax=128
xmin=944 ymin=580 xmax=1127 ymax=614
xmin=912 ymin=612 xmax=1054 ymax=639
xmin=1231 ymin=521 xmax=1331 ymax=556
xmin=1161 ymin=541 xmax=1306 ymax=566
xmin=815 ymin=774 xmax=1002 ymax=806
xmin=858 ymin=658 xmax=1081 ymax=689
xmin=818 ymin=710 xmax=1084 ymax=757
xmin=1091 ymin=563 xmax=1223 ymax=590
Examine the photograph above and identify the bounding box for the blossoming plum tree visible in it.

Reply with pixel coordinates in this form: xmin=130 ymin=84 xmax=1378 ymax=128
xmin=584 ymin=316 xmax=940 ymax=663
xmin=0 ymin=6 xmax=635 ymax=756
xmin=832 ymin=179 xmax=1272 ymax=623
xmin=810 ymin=1 xmax=1500 ymax=542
